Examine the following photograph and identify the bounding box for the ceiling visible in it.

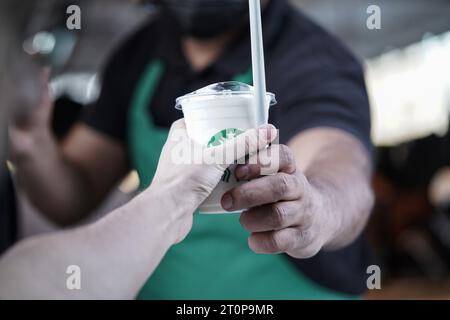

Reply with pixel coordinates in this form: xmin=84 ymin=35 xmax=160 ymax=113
xmin=293 ymin=0 xmax=450 ymax=59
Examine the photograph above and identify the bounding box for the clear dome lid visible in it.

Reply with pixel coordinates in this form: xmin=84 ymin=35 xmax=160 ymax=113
xmin=175 ymin=81 xmax=277 ymax=110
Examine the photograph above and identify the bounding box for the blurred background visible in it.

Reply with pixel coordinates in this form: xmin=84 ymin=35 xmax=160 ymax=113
xmin=3 ymin=0 xmax=450 ymax=299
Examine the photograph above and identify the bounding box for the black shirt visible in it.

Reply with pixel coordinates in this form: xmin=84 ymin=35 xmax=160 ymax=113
xmin=83 ymin=0 xmax=373 ymax=294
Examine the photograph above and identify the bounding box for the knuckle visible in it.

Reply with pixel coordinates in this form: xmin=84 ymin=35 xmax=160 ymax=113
xmin=231 ymin=186 xmax=245 ymax=201
xmin=280 ymin=145 xmax=296 ymax=171
xmin=291 ymin=175 xmax=303 ymax=193
xmin=271 ymin=232 xmax=286 ymax=252
xmin=279 ymin=144 xmax=289 ymax=152
xmin=232 ymin=185 xmax=251 ymax=203
xmin=298 ymin=228 xmax=313 ymax=245
xmin=279 ymin=144 xmax=290 ymax=158
xmin=299 ymin=192 xmax=317 ymax=225
xmin=287 ymin=230 xmax=321 ymax=258
xmin=276 ymin=173 xmax=291 ymax=197
xmin=271 ymin=202 xmax=288 ymax=227
xmin=301 ymin=211 xmax=314 ymax=229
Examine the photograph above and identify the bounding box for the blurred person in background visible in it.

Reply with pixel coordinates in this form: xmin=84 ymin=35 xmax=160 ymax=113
xmin=0 ymin=0 xmax=276 ymax=299
xmin=8 ymin=0 xmax=374 ymax=299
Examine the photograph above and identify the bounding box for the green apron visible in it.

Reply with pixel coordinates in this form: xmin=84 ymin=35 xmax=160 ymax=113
xmin=129 ymin=59 xmax=353 ymax=299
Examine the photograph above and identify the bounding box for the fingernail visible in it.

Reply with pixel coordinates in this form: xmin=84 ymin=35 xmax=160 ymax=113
xmin=235 ymin=166 xmax=249 ymax=180
xmin=221 ymin=193 xmax=234 ymax=211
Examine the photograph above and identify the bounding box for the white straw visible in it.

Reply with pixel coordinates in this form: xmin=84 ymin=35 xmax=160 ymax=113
xmin=248 ymin=0 xmax=267 ymax=125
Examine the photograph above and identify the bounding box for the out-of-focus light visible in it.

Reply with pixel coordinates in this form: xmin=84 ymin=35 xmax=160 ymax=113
xmin=6 ymin=160 xmax=15 ymax=173
xmin=49 ymin=73 xmax=100 ymax=105
xmin=23 ymin=31 xmax=56 ymax=56
xmin=366 ymin=31 xmax=450 ymax=146
xmin=429 ymin=167 xmax=450 ymax=206
xmin=119 ymin=170 xmax=140 ymax=194
xmin=33 ymin=32 xmax=56 ymax=54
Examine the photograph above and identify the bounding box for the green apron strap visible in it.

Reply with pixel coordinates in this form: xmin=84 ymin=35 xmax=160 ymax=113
xmin=128 ymin=59 xmax=169 ymax=189
xmin=233 ymin=67 xmax=253 ymax=85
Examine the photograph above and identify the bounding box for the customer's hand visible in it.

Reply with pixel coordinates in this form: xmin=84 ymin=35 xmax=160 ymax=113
xmin=150 ymin=119 xmax=278 ymax=243
xmin=221 ymin=144 xmax=337 ymax=258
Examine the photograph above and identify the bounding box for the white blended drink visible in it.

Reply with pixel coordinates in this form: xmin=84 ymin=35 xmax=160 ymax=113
xmin=175 ymin=81 xmax=276 ymax=214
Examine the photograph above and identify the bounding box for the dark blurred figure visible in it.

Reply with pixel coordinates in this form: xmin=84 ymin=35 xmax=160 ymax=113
xmin=0 ymin=0 xmax=42 ymax=255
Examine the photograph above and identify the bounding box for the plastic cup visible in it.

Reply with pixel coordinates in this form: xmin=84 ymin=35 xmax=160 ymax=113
xmin=175 ymin=81 xmax=276 ymax=214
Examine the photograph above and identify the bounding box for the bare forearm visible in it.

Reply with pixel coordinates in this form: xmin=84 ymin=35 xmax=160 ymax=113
xmin=0 ymin=186 xmax=184 ymax=299
xmin=0 ymin=120 xmax=271 ymax=298
xmin=288 ymin=128 xmax=374 ymax=251
xmin=12 ymin=129 xmax=94 ymax=225
xmin=303 ymin=136 xmax=373 ymax=250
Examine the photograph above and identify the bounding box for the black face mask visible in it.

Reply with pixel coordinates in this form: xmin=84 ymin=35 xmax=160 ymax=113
xmin=160 ymin=0 xmax=249 ymax=39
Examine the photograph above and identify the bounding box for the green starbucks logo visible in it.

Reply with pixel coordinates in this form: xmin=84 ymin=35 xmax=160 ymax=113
xmin=207 ymin=128 xmax=244 ymax=147
xmin=207 ymin=128 xmax=244 ymax=183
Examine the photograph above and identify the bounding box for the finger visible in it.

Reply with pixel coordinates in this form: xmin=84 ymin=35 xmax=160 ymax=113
xmin=170 ymin=118 xmax=187 ymax=130
xmin=221 ymin=172 xmax=304 ymax=211
xmin=167 ymin=118 xmax=189 ymax=141
xmin=240 ymin=201 xmax=303 ymax=233
xmin=40 ymin=75 xmax=53 ymax=120
xmin=8 ymin=125 xmax=34 ymax=159
xmin=235 ymin=144 xmax=297 ymax=180
xmin=212 ymin=124 xmax=277 ymax=170
xmin=248 ymin=228 xmax=319 ymax=258
xmin=11 ymin=67 xmax=52 ymax=127
xmin=248 ymin=228 xmax=299 ymax=254
xmin=41 ymin=67 xmax=51 ymax=83
xmin=41 ymin=67 xmax=52 ymax=100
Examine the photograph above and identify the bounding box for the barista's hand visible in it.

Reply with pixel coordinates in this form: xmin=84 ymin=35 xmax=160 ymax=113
xmin=221 ymin=144 xmax=336 ymax=258
xmin=151 ymin=119 xmax=277 ymax=243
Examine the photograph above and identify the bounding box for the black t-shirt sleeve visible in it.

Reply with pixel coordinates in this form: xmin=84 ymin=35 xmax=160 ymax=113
xmin=270 ymin=18 xmax=372 ymax=157
xmin=277 ymin=63 xmax=372 ymax=153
